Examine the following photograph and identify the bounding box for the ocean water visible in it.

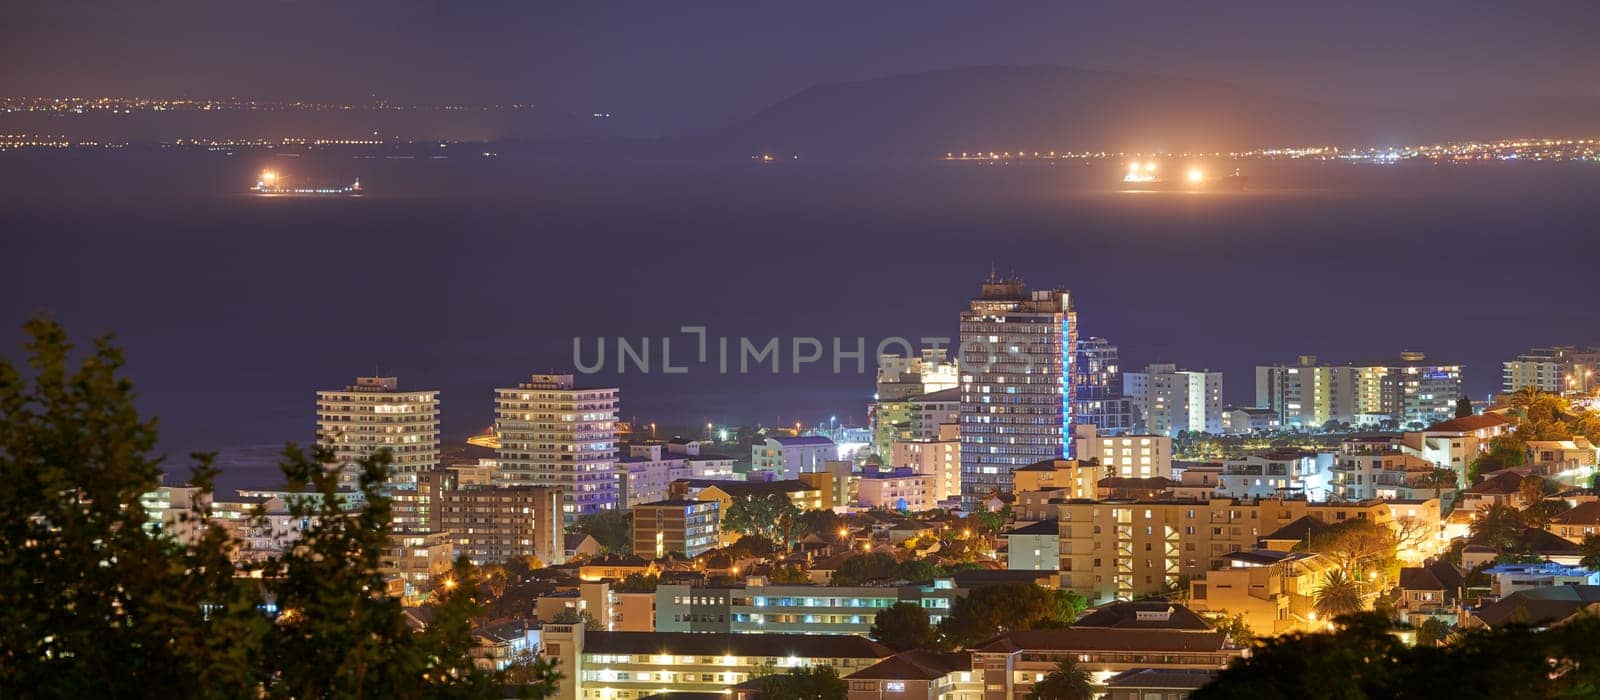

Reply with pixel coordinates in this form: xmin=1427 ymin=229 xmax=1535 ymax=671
xmin=3 ymin=148 xmax=1598 ymax=490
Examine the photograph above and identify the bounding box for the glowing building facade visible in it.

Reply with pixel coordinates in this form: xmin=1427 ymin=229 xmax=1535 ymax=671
xmin=315 ymin=376 xmax=439 ymax=488
xmin=958 ymin=277 xmax=1076 ymax=506
xmin=493 ymin=374 xmax=619 ymax=524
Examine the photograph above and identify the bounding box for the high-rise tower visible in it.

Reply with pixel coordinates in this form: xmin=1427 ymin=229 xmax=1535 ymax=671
xmin=958 ymin=276 xmax=1076 ymax=505
xmin=316 ymin=376 xmax=439 ymax=488
xmin=493 ymin=374 xmax=619 ymax=524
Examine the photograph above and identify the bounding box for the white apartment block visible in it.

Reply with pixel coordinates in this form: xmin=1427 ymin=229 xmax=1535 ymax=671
xmin=494 ymin=374 xmax=619 ymax=524
xmin=750 ymin=435 xmax=837 ymax=480
xmin=890 ymin=422 xmax=962 ymax=503
xmin=1124 ymin=364 xmax=1224 ymax=437
xmin=1072 ymin=424 xmax=1173 ymax=479
xmin=316 ymin=376 xmax=439 ymax=488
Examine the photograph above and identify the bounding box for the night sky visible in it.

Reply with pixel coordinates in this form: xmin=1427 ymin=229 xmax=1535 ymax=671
xmin=4 ymin=2 xmax=1599 ymax=137
xmin=5 ymin=2 xmax=1600 ymax=487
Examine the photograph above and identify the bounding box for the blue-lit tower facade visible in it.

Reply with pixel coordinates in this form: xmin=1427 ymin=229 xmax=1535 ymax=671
xmin=957 ymin=277 xmax=1077 ymax=507
xmin=1075 ymin=337 xmax=1136 ymax=435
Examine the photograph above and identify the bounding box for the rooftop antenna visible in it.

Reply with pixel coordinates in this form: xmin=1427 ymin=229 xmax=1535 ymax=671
xmin=987 ymin=262 xmax=997 ymax=283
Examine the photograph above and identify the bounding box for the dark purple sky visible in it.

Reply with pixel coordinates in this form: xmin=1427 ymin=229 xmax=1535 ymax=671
xmin=5 ymin=1 xmax=1598 ymax=135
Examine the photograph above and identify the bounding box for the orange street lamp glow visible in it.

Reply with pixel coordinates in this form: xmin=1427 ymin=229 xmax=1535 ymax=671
xmin=1187 ymin=168 xmax=1204 ymax=183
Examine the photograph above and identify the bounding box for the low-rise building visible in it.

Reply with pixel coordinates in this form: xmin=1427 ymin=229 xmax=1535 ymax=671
xmin=1395 ymin=559 xmax=1464 ymax=625
xmin=798 ymin=459 xmax=858 ymax=509
xmin=1527 ymin=438 xmax=1599 ymax=475
xmin=751 ymin=435 xmax=838 ymax=480
xmin=857 ymin=467 xmax=936 ymax=511
xmin=670 ymin=479 xmax=827 ymax=516
xmin=1456 ymin=470 xmax=1533 ymax=513
xmin=1104 ymin=669 xmax=1218 ymax=700
xmin=1004 ymin=521 xmax=1062 ymax=571
xmin=1221 ymin=407 xmax=1281 ymax=435
xmin=890 ymin=423 xmax=961 ymax=503
xmin=844 ymin=650 xmax=981 ymax=700
xmin=655 ymin=579 xmax=960 ymax=636
xmin=1013 ymin=458 xmax=1103 ymax=500
xmin=381 ymin=530 xmax=455 ymax=591
xmin=394 ymin=469 xmax=565 ymax=566
xmin=1482 ymin=562 xmax=1599 ymax=599
xmin=616 ymin=444 xmax=692 ymax=508
xmin=1463 ymin=585 xmax=1600 ymax=629
xmin=969 ymin=601 xmax=1243 ymax=697
xmin=1187 ymin=550 xmax=1335 ymax=636
xmin=632 ymin=499 xmax=720 ymax=559
xmin=1549 ymin=501 xmax=1600 ymax=543
xmin=539 ymin=626 xmax=892 ymax=700
xmin=1055 ymin=496 xmax=1442 ymax=603
xmin=1216 ymin=450 xmax=1332 ymax=501
xmin=1074 ymin=424 xmax=1173 ymax=480
xmin=1332 ymin=435 xmax=1449 ymax=501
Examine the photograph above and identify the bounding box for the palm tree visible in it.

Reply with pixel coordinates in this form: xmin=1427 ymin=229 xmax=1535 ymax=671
xmin=1027 ymin=658 xmax=1094 ymax=700
xmin=1314 ymin=569 xmax=1364 ymax=621
xmin=1469 ymin=504 xmax=1526 ymax=552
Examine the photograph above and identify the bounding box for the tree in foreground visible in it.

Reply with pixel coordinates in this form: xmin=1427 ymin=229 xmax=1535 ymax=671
xmin=0 ymin=319 xmax=557 ymax=698
xmin=1026 ymin=658 xmax=1095 ymax=700
xmin=870 ymin=602 xmax=937 ymax=651
xmin=1193 ymin=613 xmax=1600 ymax=699
xmin=0 ymin=318 xmax=270 ymax=693
xmin=1415 ymin=617 xmax=1451 ymax=647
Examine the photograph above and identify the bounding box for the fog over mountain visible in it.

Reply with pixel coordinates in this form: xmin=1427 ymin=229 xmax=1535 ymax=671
xmin=716 ymin=65 xmax=1600 ymax=159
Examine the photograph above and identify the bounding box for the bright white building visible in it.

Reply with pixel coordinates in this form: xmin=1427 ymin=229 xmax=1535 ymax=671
xmin=750 ymin=435 xmax=837 ymax=480
xmin=1217 ymin=449 xmax=1333 ymax=501
xmin=890 ymin=422 xmax=962 ymax=503
xmin=1124 ymin=364 xmax=1224 ymax=436
xmin=616 ymin=444 xmax=692 ymax=508
xmin=856 ymin=467 xmax=936 ymax=511
xmin=316 ymin=376 xmax=439 ymax=488
xmin=1072 ymin=424 xmax=1172 ymax=479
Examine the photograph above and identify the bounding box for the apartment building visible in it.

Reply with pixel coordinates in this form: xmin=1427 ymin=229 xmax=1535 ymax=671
xmin=1055 ymin=496 xmax=1443 ymax=603
xmin=540 ymin=625 xmax=892 ymax=700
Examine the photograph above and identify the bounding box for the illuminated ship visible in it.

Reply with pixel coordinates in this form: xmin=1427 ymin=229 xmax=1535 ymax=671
xmin=1120 ymin=162 xmax=1246 ymax=191
xmin=250 ymin=170 xmax=363 ymax=196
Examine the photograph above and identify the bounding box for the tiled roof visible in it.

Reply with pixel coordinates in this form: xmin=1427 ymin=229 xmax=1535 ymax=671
xmin=1004 ymin=521 xmax=1060 ymax=536
xmin=1464 ymin=471 xmax=1527 ymax=495
xmin=1016 ymin=458 xmax=1080 ymax=472
xmin=1398 ymin=567 xmax=1445 ymax=591
xmin=973 ymin=628 xmax=1231 ymax=654
xmin=1074 ymin=600 xmax=1214 ymax=631
xmin=1424 ymin=414 xmax=1513 ymax=433
xmin=1551 ymin=501 xmax=1600 ymax=526
xmin=580 ymin=631 xmax=891 ymax=659
xmin=846 ymin=650 xmax=971 ymax=680
xmin=1472 ymin=585 xmax=1600 ymax=628
xmin=1515 ymin=527 xmax=1580 ymax=553
xmin=1261 ymin=515 xmax=1326 ymax=542
xmin=1105 ymin=668 xmax=1218 ymax=689
xmin=772 ymin=435 xmax=836 ymax=446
